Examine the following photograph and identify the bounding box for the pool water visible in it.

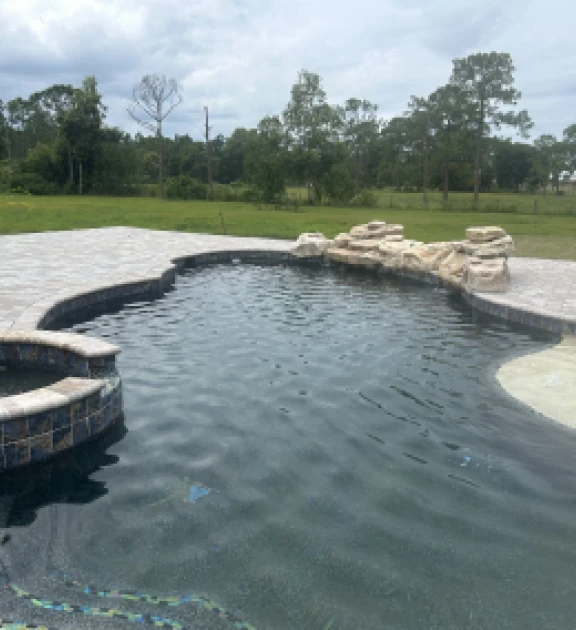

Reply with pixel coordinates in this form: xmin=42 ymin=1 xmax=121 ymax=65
xmin=2 ymin=264 xmax=576 ymax=630
xmin=0 ymin=366 xmax=62 ymax=397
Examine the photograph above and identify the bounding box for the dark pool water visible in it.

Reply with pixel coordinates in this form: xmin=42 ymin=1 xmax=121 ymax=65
xmin=0 ymin=367 xmax=61 ymax=397
xmin=2 ymin=264 xmax=576 ymax=630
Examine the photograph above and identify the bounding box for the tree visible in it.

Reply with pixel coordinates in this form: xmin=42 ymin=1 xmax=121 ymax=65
xmin=0 ymin=100 xmax=6 ymax=159
xmin=244 ymin=115 xmax=287 ymax=202
xmin=450 ymin=52 xmax=532 ymax=203
xmin=563 ymin=124 xmax=576 ymax=176
xmin=534 ymin=134 xmax=570 ymax=194
xmin=426 ymin=84 xmax=475 ymax=200
xmin=218 ymin=127 xmax=258 ymax=184
xmin=343 ymin=98 xmax=380 ymax=191
xmin=378 ymin=117 xmax=415 ymax=190
xmin=492 ymin=140 xmax=536 ymax=191
xmin=406 ymin=95 xmax=437 ymax=206
xmin=283 ymin=70 xmax=343 ymax=202
xmin=128 ymin=74 xmax=182 ymax=197
xmin=58 ymin=76 xmax=105 ymax=193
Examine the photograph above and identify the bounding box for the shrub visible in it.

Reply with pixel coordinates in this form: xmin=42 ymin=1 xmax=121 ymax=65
xmin=320 ymin=164 xmax=355 ymax=205
xmin=10 ymin=173 xmax=57 ymax=195
xmin=164 ymin=175 xmax=207 ymax=200
xmin=350 ymin=189 xmax=379 ymax=208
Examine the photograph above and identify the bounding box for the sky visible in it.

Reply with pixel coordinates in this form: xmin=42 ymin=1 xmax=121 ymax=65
xmin=0 ymin=0 xmax=573 ymax=142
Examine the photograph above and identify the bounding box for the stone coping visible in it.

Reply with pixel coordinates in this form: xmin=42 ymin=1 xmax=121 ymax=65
xmin=0 ymin=377 xmax=106 ymax=421
xmin=0 ymin=330 xmax=120 ymax=358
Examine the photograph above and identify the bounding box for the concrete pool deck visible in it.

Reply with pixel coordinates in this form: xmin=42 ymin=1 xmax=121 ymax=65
xmin=1 ymin=226 xmax=575 ymax=428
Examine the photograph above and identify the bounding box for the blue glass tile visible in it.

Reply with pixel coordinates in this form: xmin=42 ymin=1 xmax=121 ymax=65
xmin=88 ymin=411 xmax=106 ymax=436
xmin=3 ymin=418 xmax=28 ymax=444
xmin=73 ymin=419 xmax=89 ymax=445
xmin=28 ymin=411 xmax=53 ymax=437
xmin=4 ymin=441 xmax=30 ymax=467
xmin=53 ymin=405 xmax=71 ymax=430
xmin=53 ymin=426 xmax=73 ymax=452
xmin=29 ymin=433 xmax=53 ymax=461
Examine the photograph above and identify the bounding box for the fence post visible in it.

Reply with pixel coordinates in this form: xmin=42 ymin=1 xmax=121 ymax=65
xmin=533 ymin=199 xmax=538 ymax=213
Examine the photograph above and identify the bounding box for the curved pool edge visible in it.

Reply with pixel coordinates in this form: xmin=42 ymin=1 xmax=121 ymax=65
xmin=2 ymin=228 xmax=575 ymax=468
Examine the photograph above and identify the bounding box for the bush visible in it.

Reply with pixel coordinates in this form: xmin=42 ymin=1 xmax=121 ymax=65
xmin=350 ymin=189 xmax=379 ymax=208
xmin=320 ymin=164 xmax=355 ymax=205
xmin=164 ymin=176 xmax=207 ymax=200
xmin=10 ymin=173 xmax=57 ymax=195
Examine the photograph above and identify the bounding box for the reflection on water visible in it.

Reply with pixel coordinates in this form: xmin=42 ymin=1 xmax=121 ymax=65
xmin=0 ymin=366 xmax=62 ymax=397
xmin=0 ymin=419 xmax=126 ymax=528
xmin=2 ymin=264 xmax=576 ymax=629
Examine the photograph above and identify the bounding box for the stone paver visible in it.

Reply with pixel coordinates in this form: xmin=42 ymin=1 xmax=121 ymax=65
xmin=0 ymin=227 xmax=291 ymax=332
xmin=0 ymin=227 xmax=575 ymax=333
xmin=480 ymin=258 xmax=576 ymax=325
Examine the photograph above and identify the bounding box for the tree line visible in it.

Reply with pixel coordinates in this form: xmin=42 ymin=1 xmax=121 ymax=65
xmin=1 ymin=51 xmax=575 ymax=204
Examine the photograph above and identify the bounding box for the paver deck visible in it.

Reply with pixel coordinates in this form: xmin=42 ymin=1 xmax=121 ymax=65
xmin=0 ymin=227 xmax=291 ymax=332
xmin=474 ymin=257 xmax=576 ymax=332
xmin=0 ymin=227 xmax=575 ymax=333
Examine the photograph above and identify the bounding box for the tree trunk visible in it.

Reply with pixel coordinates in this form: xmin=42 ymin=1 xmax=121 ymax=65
xmin=157 ymin=120 xmax=164 ymax=198
xmin=205 ymin=106 xmax=213 ymax=195
xmin=473 ymin=98 xmax=485 ymax=206
xmin=67 ymin=143 xmax=74 ymax=186
xmin=443 ymin=157 xmax=450 ymax=202
xmin=422 ymin=135 xmax=429 ymax=207
xmin=78 ymin=160 xmax=83 ymax=195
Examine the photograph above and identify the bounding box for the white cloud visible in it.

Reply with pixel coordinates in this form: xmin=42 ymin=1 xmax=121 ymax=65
xmin=0 ymin=0 xmax=573 ymax=140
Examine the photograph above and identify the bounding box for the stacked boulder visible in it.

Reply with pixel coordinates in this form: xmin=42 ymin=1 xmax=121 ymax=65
xmin=291 ymin=232 xmax=332 ymax=257
xmin=291 ymin=221 xmax=514 ymax=294
xmin=460 ymin=226 xmax=514 ymax=293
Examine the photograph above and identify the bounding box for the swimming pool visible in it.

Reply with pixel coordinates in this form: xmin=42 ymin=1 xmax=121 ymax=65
xmin=1 ymin=263 xmax=575 ymax=630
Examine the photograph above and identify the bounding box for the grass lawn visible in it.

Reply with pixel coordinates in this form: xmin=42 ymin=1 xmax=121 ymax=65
xmin=1 ymin=193 xmax=575 ymax=260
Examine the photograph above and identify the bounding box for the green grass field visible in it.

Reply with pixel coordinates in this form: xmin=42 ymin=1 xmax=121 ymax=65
xmin=1 ymin=193 xmax=575 ymax=260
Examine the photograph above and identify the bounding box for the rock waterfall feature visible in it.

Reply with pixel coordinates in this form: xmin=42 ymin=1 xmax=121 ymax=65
xmin=291 ymin=221 xmax=514 ymax=294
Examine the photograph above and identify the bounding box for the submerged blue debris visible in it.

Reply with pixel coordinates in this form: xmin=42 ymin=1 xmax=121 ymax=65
xmin=187 ymin=484 xmax=211 ymax=504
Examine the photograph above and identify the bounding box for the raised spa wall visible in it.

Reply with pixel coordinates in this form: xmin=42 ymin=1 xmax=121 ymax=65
xmin=0 ymin=332 xmax=122 ymax=471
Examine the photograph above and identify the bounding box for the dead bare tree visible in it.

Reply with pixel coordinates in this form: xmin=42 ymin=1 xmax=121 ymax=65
xmin=128 ymin=75 xmax=182 ymax=197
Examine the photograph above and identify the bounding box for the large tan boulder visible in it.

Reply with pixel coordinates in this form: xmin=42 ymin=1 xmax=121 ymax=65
xmin=402 ymin=242 xmax=455 ymax=274
xmin=465 ymin=226 xmax=507 ymax=243
xmin=348 ymin=239 xmax=382 ymax=252
xmin=379 ymin=240 xmax=421 ymax=271
xmin=332 ymin=233 xmax=352 ymax=249
xmin=438 ymin=249 xmax=467 ymax=288
xmin=350 ymin=222 xmax=404 ymax=240
xmin=324 ymin=248 xmax=351 ymax=264
xmin=291 ymin=232 xmax=331 ymax=257
xmin=460 ymin=235 xmax=514 ymax=258
xmin=462 ymin=256 xmax=510 ymax=293
xmin=346 ymin=251 xmax=383 ymax=269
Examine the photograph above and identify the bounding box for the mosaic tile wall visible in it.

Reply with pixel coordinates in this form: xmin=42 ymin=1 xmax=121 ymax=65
xmin=0 ymin=382 xmax=122 ymax=470
xmin=0 ymin=342 xmax=116 ymax=378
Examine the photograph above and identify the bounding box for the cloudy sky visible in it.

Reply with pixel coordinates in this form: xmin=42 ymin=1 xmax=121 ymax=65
xmin=1 ymin=0 xmax=573 ymax=142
